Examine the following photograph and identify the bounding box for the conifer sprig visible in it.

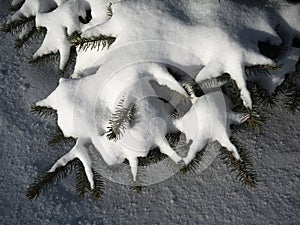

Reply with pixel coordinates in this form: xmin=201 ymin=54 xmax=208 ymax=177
xmin=137 ymin=148 xmax=167 ymax=166
xmin=106 ymin=97 xmax=137 ymax=141
xmin=90 ymin=169 xmax=105 ymax=200
xmin=31 ymin=105 xmax=57 ymax=119
xmin=149 ymin=80 xmax=192 ymax=118
xmin=180 ymin=149 xmax=205 ymax=174
xmin=27 ymin=159 xmax=104 ymax=200
xmin=69 ymin=31 xmax=116 ymax=51
xmin=285 ymin=88 xmax=300 ymax=113
xmin=1 ymin=16 xmax=35 ymax=34
xmin=29 ymin=52 xmax=60 ymax=66
xmin=59 ymin=46 xmax=77 ymax=77
xmin=26 ymin=159 xmax=77 ymax=200
xmin=48 ymin=127 xmax=76 ymax=147
xmin=107 ymin=2 xmax=113 ymax=17
xmin=75 ymin=160 xmax=91 ymax=197
xmin=15 ymin=27 xmax=47 ymax=49
xmin=245 ymin=64 xmax=281 ymax=77
xmin=219 ymin=138 xmax=258 ymax=188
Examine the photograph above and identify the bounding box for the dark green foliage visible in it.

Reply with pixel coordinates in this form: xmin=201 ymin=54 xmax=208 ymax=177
xmin=27 ymin=158 xmax=104 ymax=200
xmin=27 ymin=159 xmax=78 ymax=200
xmin=2 ymin=16 xmax=35 ymax=34
xmin=180 ymin=149 xmax=205 ymax=174
xmin=31 ymin=105 xmax=57 ymax=119
xmin=69 ymin=31 xmax=116 ymax=51
xmin=107 ymin=2 xmax=113 ymax=17
xmin=59 ymin=46 xmax=77 ymax=77
xmin=90 ymin=169 xmax=105 ymax=200
xmin=219 ymin=137 xmax=258 ymax=188
xmin=275 ymin=71 xmax=300 ymax=113
xmin=15 ymin=27 xmax=47 ymax=49
xmin=29 ymin=46 xmax=77 ymax=77
xmin=222 ymin=78 xmax=268 ymax=132
xmin=130 ymin=185 xmax=143 ymax=193
xmin=48 ymin=127 xmax=76 ymax=147
xmin=231 ymin=106 xmax=267 ymax=133
xmin=9 ymin=0 xmax=25 ymax=12
xmin=245 ymin=64 xmax=281 ymax=77
xmin=137 ymin=148 xmax=167 ymax=166
xmin=149 ymin=80 xmax=191 ymax=118
xmin=106 ymin=97 xmax=137 ymax=141
xmin=29 ymin=51 xmax=60 ymax=66
xmin=247 ymin=81 xmax=277 ymax=108
xmin=285 ymin=88 xmax=300 ymax=113
xmin=75 ymin=160 xmax=90 ymax=197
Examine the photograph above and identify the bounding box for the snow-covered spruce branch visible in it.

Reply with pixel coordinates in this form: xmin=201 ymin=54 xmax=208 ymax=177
xmin=4 ymin=0 xmax=300 ymax=200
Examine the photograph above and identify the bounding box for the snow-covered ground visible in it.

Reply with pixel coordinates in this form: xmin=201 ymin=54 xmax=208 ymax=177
xmin=1 ymin=1 xmax=300 ymax=224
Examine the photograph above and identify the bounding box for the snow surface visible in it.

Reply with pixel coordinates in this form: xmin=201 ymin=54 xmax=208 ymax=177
xmin=1 ymin=0 xmax=300 ymax=224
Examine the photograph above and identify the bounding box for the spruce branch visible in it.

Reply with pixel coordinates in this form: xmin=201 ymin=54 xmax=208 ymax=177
xmin=31 ymin=105 xmax=57 ymax=119
xmin=247 ymin=82 xmax=277 ymax=108
xmin=26 ymin=159 xmax=77 ymax=200
xmin=75 ymin=160 xmax=91 ymax=197
xmin=180 ymin=149 xmax=205 ymax=174
xmin=59 ymin=46 xmax=77 ymax=77
xmin=149 ymin=80 xmax=191 ymax=118
xmin=285 ymin=88 xmax=300 ymax=113
xmin=29 ymin=52 xmax=60 ymax=66
xmin=48 ymin=127 xmax=76 ymax=147
xmin=137 ymin=148 xmax=167 ymax=166
xmin=90 ymin=169 xmax=105 ymax=200
xmin=245 ymin=64 xmax=281 ymax=77
xmin=106 ymin=97 xmax=137 ymax=141
xmin=130 ymin=185 xmax=143 ymax=193
xmin=107 ymin=2 xmax=113 ymax=17
xmin=69 ymin=31 xmax=116 ymax=51
xmin=15 ymin=27 xmax=46 ymax=49
xmin=219 ymin=138 xmax=258 ymax=188
xmin=274 ymin=71 xmax=300 ymax=113
xmin=1 ymin=16 xmax=35 ymax=34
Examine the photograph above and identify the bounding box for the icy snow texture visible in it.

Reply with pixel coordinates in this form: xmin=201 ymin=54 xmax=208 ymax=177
xmin=5 ymin=0 xmax=300 ymax=186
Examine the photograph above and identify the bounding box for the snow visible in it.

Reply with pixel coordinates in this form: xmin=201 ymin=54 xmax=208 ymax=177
xmin=1 ymin=0 xmax=300 ymax=224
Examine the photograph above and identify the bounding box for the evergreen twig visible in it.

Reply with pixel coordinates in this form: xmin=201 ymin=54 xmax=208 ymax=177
xmin=90 ymin=169 xmax=105 ymax=200
xmin=107 ymin=2 xmax=113 ymax=17
xmin=69 ymin=31 xmax=116 ymax=51
xmin=31 ymin=105 xmax=57 ymax=119
xmin=130 ymin=185 xmax=143 ymax=193
xmin=180 ymin=149 xmax=205 ymax=174
xmin=2 ymin=16 xmax=35 ymax=34
xmin=29 ymin=52 xmax=60 ymax=66
xmin=149 ymin=80 xmax=191 ymax=118
xmin=106 ymin=97 xmax=137 ymax=141
xmin=219 ymin=137 xmax=258 ymax=188
xmin=26 ymin=159 xmax=77 ymax=200
xmin=59 ymin=46 xmax=77 ymax=77
xmin=75 ymin=160 xmax=91 ymax=197
xmin=15 ymin=27 xmax=47 ymax=49
xmin=245 ymin=64 xmax=281 ymax=77
xmin=48 ymin=127 xmax=76 ymax=147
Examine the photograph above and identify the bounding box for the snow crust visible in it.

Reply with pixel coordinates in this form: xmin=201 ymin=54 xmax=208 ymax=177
xmin=6 ymin=0 xmax=300 ymax=187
